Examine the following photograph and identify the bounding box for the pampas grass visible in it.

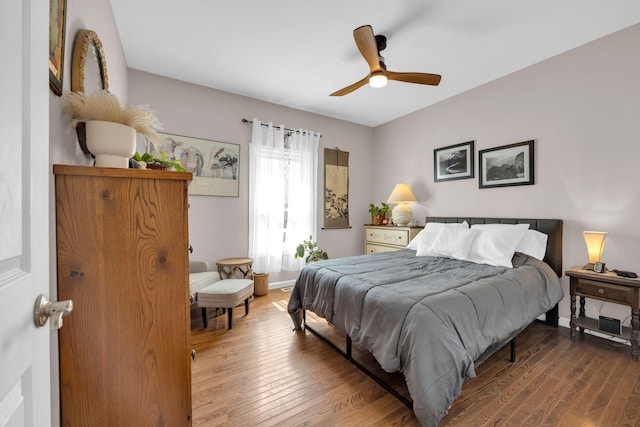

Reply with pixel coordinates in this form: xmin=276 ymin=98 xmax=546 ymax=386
xmin=63 ymin=90 xmax=162 ymax=143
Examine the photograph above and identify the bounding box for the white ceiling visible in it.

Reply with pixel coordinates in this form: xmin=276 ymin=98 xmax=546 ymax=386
xmin=110 ymin=1 xmax=640 ymax=128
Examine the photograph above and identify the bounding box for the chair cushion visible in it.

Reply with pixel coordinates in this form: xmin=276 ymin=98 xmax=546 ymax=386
xmin=197 ymin=279 xmax=254 ymax=308
xmin=189 ymin=271 xmax=221 ymax=295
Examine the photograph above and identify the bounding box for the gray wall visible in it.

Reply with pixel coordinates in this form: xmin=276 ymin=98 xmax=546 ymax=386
xmin=373 ymin=23 xmax=640 ymax=322
xmin=127 ymin=70 xmax=375 ymax=282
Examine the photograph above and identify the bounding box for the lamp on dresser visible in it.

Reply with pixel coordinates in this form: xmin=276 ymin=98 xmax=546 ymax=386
xmin=386 ymin=183 xmax=417 ymax=226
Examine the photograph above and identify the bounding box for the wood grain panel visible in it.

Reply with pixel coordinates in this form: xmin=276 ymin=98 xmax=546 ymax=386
xmin=55 ymin=166 xmax=192 ymax=426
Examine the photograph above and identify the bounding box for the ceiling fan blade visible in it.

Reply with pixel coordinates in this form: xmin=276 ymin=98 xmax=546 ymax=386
xmin=330 ymin=76 xmax=370 ymax=96
xmin=387 ymin=71 xmax=442 ymax=86
xmin=353 ymin=25 xmax=381 ymax=73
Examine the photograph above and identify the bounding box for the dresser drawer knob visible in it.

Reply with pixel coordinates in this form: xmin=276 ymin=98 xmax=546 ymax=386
xmin=598 ymin=288 xmax=605 ymax=294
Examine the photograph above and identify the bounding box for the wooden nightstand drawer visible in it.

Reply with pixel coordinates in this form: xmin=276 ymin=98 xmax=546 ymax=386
xmin=576 ymin=279 xmax=633 ymax=305
xmin=364 ymin=225 xmax=422 ymax=254
xmin=365 ymin=243 xmax=399 ymax=254
xmin=366 ymin=227 xmax=410 ymax=246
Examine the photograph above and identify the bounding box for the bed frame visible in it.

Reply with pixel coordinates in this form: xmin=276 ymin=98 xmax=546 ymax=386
xmin=302 ymin=216 xmax=563 ymax=409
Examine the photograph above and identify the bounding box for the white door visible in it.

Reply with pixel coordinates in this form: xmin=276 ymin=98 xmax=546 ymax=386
xmin=0 ymin=0 xmax=52 ymax=426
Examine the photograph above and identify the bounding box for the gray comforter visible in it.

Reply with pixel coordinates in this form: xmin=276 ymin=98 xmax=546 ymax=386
xmin=287 ymin=250 xmax=563 ymax=426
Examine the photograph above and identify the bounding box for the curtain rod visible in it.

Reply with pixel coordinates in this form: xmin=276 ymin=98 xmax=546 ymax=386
xmin=241 ymin=118 xmax=322 ymax=138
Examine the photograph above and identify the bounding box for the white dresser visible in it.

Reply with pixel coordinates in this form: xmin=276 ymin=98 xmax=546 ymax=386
xmin=365 ymin=225 xmax=423 ymax=254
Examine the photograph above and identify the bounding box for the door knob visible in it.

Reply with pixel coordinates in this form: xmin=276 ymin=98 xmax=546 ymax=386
xmin=34 ymin=294 xmax=73 ymax=329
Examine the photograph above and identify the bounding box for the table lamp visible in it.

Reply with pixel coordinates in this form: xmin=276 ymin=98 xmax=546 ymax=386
xmin=582 ymin=231 xmax=607 ymax=271
xmin=386 ymin=183 xmax=417 ymax=226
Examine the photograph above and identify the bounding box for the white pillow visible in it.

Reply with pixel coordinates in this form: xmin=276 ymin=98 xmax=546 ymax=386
xmin=418 ymin=227 xmax=480 ymax=260
xmin=515 ymin=229 xmax=548 ymax=260
xmin=414 ymin=231 xmax=443 ymax=256
xmin=407 ymin=221 xmax=469 ymax=250
xmin=466 ymin=223 xmax=530 ymax=268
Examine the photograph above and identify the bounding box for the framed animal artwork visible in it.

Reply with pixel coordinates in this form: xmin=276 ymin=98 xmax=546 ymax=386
xmin=154 ymin=132 xmax=240 ymax=197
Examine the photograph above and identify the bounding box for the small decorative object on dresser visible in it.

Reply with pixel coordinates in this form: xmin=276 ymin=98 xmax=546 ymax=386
xmin=132 ymin=151 xmax=185 ymax=171
xmin=566 ymin=266 xmax=640 ymax=361
xmin=365 ymin=224 xmax=423 ymax=254
xmin=63 ymin=90 xmax=162 ymax=168
xmin=368 ymin=202 xmax=390 ymax=225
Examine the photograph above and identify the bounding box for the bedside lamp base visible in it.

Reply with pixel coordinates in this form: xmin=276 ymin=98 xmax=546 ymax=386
xmin=391 ymin=203 xmax=412 ymax=227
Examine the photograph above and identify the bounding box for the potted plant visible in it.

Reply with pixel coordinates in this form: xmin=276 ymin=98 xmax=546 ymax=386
xmin=295 ymin=236 xmax=329 ymax=264
xmin=131 ymin=151 xmax=185 ymax=172
xmin=63 ymin=90 xmax=162 ymax=168
xmin=368 ymin=202 xmax=390 ymax=225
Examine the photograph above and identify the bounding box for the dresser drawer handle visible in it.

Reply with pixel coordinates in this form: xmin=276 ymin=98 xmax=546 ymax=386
xmin=598 ymin=288 xmax=605 ymax=294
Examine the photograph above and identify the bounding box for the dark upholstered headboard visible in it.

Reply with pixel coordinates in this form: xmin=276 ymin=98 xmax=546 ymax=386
xmin=424 ymin=217 xmax=563 ymax=278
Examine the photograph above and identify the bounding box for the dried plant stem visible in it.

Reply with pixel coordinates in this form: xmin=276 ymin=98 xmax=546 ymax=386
xmin=63 ymin=90 xmax=161 ymax=143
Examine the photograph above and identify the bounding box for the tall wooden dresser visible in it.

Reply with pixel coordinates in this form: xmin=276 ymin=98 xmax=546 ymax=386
xmin=53 ymin=165 xmax=193 ymax=426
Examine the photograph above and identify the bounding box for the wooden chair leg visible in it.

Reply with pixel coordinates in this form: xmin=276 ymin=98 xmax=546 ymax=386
xmin=245 ymin=297 xmax=249 ymax=315
xmin=228 ymin=307 xmax=233 ymax=329
xmin=201 ymin=307 xmax=208 ymax=328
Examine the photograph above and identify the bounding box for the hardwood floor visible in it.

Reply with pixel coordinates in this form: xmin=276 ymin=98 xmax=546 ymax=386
xmin=190 ymin=289 xmax=640 ymax=426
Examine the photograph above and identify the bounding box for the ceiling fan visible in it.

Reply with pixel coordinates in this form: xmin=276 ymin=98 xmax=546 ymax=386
xmin=330 ymin=25 xmax=441 ymax=96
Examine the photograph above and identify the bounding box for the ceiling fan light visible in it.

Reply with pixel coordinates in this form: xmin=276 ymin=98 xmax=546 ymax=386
xmin=369 ymin=73 xmax=387 ymax=88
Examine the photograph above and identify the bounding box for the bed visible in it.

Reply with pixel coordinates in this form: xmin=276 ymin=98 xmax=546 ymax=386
xmin=287 ymin=217 xmax=564 ymax=426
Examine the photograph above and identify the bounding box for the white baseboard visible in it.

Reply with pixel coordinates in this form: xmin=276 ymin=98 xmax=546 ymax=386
xmin=269 ymin=279 xmax=295 ymax=290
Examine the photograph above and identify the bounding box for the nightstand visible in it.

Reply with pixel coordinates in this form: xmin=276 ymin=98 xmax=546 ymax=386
xmin=364 ymin=225 xmax=422 ymax=254
xmin=566 ymin=266 xmax=640 ymax=361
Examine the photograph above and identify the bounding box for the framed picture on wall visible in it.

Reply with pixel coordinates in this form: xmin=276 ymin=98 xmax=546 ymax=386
xmin=49 ymin=0 xmax=67 ymax=96
xmin=478 ymin=140 xmax=534 ymax=189
xmin=154 ymin=132 xmax=240 ymax=197
xmin=434 ymin=141 xmax=474 ymax=182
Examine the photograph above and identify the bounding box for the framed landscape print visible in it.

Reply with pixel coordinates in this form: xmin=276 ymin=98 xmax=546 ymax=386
xmin=479 ymin=140 xmax=534 ymax=189
xmin=434 ymin=141 xmax=474 ymax=182
xmin=155 ymin=132 xmax=240 ymax=197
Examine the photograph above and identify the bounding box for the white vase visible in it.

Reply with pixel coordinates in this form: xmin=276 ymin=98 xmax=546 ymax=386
xmin=85 ymin=120 xmax=136 ymax=168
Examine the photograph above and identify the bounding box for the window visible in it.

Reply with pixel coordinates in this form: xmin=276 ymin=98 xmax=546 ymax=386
xmin=248 ymin=120 xmax=320 ymax=273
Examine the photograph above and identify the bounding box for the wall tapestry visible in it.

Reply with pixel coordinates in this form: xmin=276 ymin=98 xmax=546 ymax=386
xmin=154 ymin=132 xmax=240 ymax=197
xmin=323 ymin=148 xmax=350 ymax=229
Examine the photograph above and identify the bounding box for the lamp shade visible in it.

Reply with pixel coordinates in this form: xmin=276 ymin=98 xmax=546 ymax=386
xmin=582 ymin=231 xmax=607 ymax=263
xmin=386 ymin=183 xmax=417 ymax=204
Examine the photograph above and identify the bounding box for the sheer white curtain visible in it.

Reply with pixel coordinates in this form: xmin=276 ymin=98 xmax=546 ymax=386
xmin=248 ymin=119 xmax=320 ymax=273
xmin=282 ymin=128 xmax=319 ymax=270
